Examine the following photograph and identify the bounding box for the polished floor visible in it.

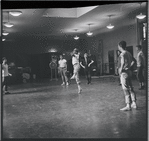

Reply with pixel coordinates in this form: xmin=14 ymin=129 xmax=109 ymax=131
xmin=3 ymin=77 xmax=147 ymax=139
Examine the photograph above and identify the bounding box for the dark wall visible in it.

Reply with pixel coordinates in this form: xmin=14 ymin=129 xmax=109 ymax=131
xmin=3 ymin=37 xmax=89 ymax=79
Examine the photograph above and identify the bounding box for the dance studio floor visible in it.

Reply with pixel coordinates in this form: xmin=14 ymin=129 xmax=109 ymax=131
xmin=3 ymin=77 xmax=147 ymax=139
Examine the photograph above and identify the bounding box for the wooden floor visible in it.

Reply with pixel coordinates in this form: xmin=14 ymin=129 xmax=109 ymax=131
xmin=2 ymin=77 xmax=147 ymax=139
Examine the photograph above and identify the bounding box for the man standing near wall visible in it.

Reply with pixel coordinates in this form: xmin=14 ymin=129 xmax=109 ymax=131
xmin=135 ymin=45 xmax=145 ymax=90
xmin=118 ymin=41 xmax=137 ymax=111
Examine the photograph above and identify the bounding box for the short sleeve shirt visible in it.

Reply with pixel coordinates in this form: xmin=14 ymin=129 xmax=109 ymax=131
xmin=137 ymin=51 xmax=145 ymax=67
xmin=72 ymin=54 xmax=80 ymax=65
xmin=58 ymin=59 xmax=67 ymax=68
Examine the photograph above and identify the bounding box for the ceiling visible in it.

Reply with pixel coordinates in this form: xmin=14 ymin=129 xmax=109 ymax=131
xmin=2 ymin=2 xmax=147 ymax=41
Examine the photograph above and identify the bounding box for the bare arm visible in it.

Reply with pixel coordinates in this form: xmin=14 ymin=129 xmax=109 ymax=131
xmin=80 ymin=62 xmax=85 ymax=68
xmin=88 ymin=60 xmax=94 ymax=67
xmin=129 ymin=57 xmax=135 ymax=69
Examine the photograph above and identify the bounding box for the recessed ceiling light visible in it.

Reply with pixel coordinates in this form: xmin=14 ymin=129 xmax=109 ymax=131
xmin=2 ymin=39 xmax=6 ymax=41
xmin=9 ymin=11 xmax=22 ymax=16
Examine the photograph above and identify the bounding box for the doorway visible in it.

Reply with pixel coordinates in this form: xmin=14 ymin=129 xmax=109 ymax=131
xmin=108 ymin=50 xmax=115 ymax=75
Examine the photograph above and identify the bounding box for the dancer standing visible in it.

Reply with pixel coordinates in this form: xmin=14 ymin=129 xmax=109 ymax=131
xmin=135 ymin=45 xmax=145 ymax=90
xmin=80 ymin=52 xmax=94 ymax=84
xmin=58 ymin=55 xmax=69 ymax=86
xmin=70 ymin=48 xmax=82 ymax=94
xmin=2 ymin=57 xmax=12 ymax=94
xmin=118 ymin=41 xmax=137 ymax=111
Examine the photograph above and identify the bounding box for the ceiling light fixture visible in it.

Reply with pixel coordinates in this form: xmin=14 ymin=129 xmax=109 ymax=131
xmin=10 ymin=11 xmax=22 ymax=16
xmin=136 ymin=13 xmax=146 ymax=19
xmin=3 ymin=32 xmax=9 ymax=36
xmin=87 ymin=24 xmax=93 ymax=36
xmin=74 ymin=36 xmax=79 ymax=40
xmin=2 ymin=39 xmax=6 ymax=41
xmin=136 ymin=3 xmax=146 ymax=19
xmin=106 ymin=15 xmax=114 ymax=29
xmin=4 ymin=12 xmax=14 ymax=28
xmin=74 ymin=29 xmax=79 ymax=40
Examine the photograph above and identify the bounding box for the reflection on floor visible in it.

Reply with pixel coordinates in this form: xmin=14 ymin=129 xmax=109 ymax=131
xmin=3 ymin=78 xmax=147 ymax=139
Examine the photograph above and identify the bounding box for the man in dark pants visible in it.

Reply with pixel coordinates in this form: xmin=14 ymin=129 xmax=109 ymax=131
xmin=2 ymin=57 xmax=12 ymax=94
xmin=80 ymin=53 xmax=94 ymax=84
xmin=136 ymin=45 xmax=145 ymax=90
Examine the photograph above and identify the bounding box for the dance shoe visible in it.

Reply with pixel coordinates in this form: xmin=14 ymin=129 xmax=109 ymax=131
xmin=61 ymin=83 xmax=65 ymax=86
xmin=131 ymin=103 xmax=137 ymax=109
xmin=120 ymin=106 xmax=131 ymax=111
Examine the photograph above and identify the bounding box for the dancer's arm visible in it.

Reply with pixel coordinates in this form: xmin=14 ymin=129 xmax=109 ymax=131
xmin=8 ymin=73 xmax=12 ymax=76
xmin=88 ymin=59 xmax=94 ymax=67
xmin=80 ymin=62 xmax=85 ymax=69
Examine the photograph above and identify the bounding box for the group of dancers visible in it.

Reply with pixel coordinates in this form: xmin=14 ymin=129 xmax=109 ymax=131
xmin=2 ymin=40 xmax=146 ymax=111
xmin=58 ymin=48 xmax=94 ymax=94
xmin=58 ymin=41 xmax=146 ymax=111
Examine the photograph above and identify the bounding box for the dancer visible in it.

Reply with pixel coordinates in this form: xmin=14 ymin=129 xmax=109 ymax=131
xmin=136 ymin=45 xmax=145 ymax=90
xmin=70 ymin=48 xmax=82 ymax=94
xmin=58 ymin=55 xmax=69 ymax=86
xmin=80 ymin=52 xmax=94 ymax=84
xmin=2 ymin=57 xmax=12 ymax=94
xmin=118 ymin=41 xmax=137 ymax=111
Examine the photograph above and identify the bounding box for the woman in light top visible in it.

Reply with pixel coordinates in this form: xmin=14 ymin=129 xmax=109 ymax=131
xmin=58 ymin=55 xmax=69 ymax=86
xmin=2 ymin=57 xmax=12 ymax=94
xmin=70 ymin=48 xmax=82 ymax=94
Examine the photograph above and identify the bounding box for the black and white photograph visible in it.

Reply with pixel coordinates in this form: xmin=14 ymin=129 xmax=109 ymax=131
xmin=1 ymin=2 xmax=148 ymax=140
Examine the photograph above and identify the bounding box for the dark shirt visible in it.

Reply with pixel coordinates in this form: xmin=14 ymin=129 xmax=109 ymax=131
xmin=81 ymin=56 xmax=93 ymax=69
